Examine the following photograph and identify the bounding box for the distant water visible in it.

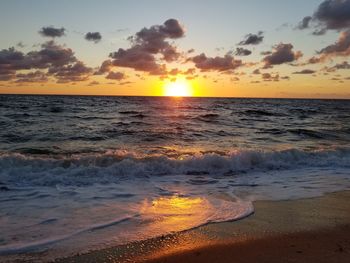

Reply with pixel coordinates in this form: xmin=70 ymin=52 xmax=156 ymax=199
xmin=1 ymin=95 xmax=350 ymax=261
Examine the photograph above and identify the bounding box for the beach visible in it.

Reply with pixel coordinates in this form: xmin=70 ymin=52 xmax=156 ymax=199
xmin=55 ymin=191 xmax=350 ymax=263
xmin=1 ymin=96 xmax=350 ymax=262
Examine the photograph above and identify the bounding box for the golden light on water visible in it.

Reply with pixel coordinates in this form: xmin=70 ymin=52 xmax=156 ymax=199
xmin=163 ymin=78 xmax=193 ymax=97
xmin=151 ymin=196 xmax=203 ymax=210
xmin=140 ymin=196 xmax=210 ymax=233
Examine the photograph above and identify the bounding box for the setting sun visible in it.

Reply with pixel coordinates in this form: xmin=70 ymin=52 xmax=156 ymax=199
xmin=163 ymin=78 xmax=193 ymax=97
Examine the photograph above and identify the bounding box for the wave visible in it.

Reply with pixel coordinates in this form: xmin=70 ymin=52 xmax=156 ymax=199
xmin=0 ymin=215 xmax=136 ymax=255
xmin=288 ymin=129 xmax=338 ymax=139
xmin=1 ymin=147 xmax=349 ymax=187
xmin=244 ymin=109 xmax=285 ymax=117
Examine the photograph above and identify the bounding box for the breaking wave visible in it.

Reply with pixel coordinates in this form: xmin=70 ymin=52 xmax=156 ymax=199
xmin=1 ymin=147 xmax=349 ymax=187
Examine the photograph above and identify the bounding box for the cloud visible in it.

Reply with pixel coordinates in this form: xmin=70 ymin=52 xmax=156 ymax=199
xmin=292 ymin=69 xmax=316 ymax=74
xmin=85 ymin=32 xmax=102 ymax=43
xmin=297 ymin=0 xmax=350 ymax=34
xmin=39 ymin=26 xmax=65 ymax=38
xmin=312 ymin=28 xmax=328 ymax=36
xmin=297 ymin=16 xmax=312 ymax=30
xmin=34 ymin=41 xmax=77 ymax=67
xmin=331 ymin=61 xmax=350 ymax=69
xmin=262 ymin=43 xmax=303 ymax=68
xmin=106 ymin=71 xmax=125 ymax=80
xmin=95 ymin=60 xmax=113 ymax=75
xmin=305 ymin=30 xmax=350 ymax=63
xmin=191 ymin=53 xmax=242 ymax=72
xmin=262 ymin=73 xmax=279 ymax=81
xmin=0 ymin=41 xmax=92 ymax=82
xmin=88 ymin=81 xmax=99 ymax=86
xmin=234 ymin=48 xmax=252 ymax=56
xmin=239 ymin=31 xmax=264 ymax=45
xmin=110 ymin=46 xmax=166 ymax=75
xmin=15 ymin=70 xmax=48 ymax=83
xmin=184 ymin=68 xmax=196 ymax=75
xmin=260 ymin=51 xmax=272 ymax=55
xmin=49 ymin=61 xmax=93 ymax=83
xmin=109 ymin=19 xmax=184 ymax=75
xmin=314 ymin=0 xmax=350 ymax=30
xmin=16 ymin=42 xmax=25 ymax=48
xmin=281 ymin=76 xmax=290 ymax=80
xmin=318 ymin=29 xmax=350 ymax=56
xmin=323 ymin=61 xmax=350 ymax=71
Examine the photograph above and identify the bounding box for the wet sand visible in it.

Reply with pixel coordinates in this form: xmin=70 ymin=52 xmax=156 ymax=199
xmin=55 ymin=191 xmax=350 ymax=263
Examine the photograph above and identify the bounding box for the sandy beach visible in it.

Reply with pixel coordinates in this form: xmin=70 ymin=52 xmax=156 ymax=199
xmin=54 ymin=191 xmax=350 ymax=263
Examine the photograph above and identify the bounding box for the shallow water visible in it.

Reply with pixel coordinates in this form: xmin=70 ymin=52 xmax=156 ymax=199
xmin=0 ymin=95 xmax=350 ymax=260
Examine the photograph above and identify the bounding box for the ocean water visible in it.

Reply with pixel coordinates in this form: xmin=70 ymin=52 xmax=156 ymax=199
xmin=1 ymin=95 xmax=350 ymax=260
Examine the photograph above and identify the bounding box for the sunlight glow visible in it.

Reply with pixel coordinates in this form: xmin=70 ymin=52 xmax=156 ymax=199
xmin=163 ymin=78 xmax=193 ymax=97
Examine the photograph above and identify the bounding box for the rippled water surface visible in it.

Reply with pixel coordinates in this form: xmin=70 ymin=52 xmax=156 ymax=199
xmin=0 ymin=95 xmax=350 ymax=261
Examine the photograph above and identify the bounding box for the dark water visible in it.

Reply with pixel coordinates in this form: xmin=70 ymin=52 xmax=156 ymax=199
xmin=1 ymin=95 xmax=350 ymax=155
xmin=0 ymin=95 xmax=350 ymax=261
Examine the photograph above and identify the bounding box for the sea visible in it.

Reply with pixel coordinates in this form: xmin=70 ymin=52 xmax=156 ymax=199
xmin=1 ymin=95 xmax=350 ymax=260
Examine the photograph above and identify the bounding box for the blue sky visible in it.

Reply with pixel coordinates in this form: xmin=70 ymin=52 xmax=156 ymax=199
xmin=0 ymin=0 xmax=328 ymax=66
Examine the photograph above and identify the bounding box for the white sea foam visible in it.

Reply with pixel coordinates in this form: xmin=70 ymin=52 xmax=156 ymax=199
xmin=0 ymin=147 xmax=350 ymax=261
xmin=1 ymin=147 xmax=349 ymax=186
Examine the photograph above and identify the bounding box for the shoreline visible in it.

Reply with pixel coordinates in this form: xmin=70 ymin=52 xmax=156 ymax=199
xmin=53 ymin=191 xmax=350 ymax=263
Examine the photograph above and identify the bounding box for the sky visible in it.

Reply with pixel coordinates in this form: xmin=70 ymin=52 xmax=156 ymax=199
xmin=0 ymin=0 xmax=350 ymax=98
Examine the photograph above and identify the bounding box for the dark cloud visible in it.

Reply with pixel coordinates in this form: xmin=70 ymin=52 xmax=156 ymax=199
xmin=85 ymin=32 xmax=102 ymax=43
xmin=297 ymin=16 xmax=312 ymax=30
xmin=168 ymin=68 xmax=181 ymax=76
xmin=16 ymin=42 xmax=25 ymax=48
xmin=239 ymin=31 xmax=264 ymax=45
xmin=262 ymin=73 xmax=279 ymax=81
xmin=260 ymin=51 xmax=272 ymax=56
xmin=0 ymin=68 xmax=16 ymax=81
xmin=318 ymin=29 xmax=350 ymax=56
xmin=305 ymin=30 xmax=350 ymax=64
xmin=95 ymin=60 xmax=113 ymax=75
xmin=307 ymin=56 xmax=322 ymax=64
xmin=15 ymin=70 xmax=48 ymax=83
xmin=234 ymin=48 xmax=252 ymax=56
xmin=292 ymin=69 xmax=316 ymax=74
xmin=109 ymin=19 xmax=184 ymax=75
xmin=88 ymin=81 xmax=99 ymax=86
xmin=39 ymin=26 xmax=65 ymax=38
xmin=33 ymin=41 xmax=77 ymax=67
xmin=106 ymin=71 xmax=125 ymax=80
xmin=262 ymin=43 xmax=303 ymax=68
xmin=110 ymin=46 xmax=166 ymax=75
xmin=297 ymin=0 xmax=350 ymax=34
xmin=314 ymin=0 xmax=350 ymax=30
xmin=184 ymin=68 xmax=196 ymax=75
xmin=331 ymin=61 xmax=350 ymax=69
xmin=323 ymin=61 xmax=350 ymax=71
xmin=191 ymin=53 xmax=242 ymax=72
xmin=0 ymin=41 xmax=92 ymax=82
xmin=312 ymin=28 xmax=327 ymax=36
xmin=49 ymin=61 xmax=93 ymax=83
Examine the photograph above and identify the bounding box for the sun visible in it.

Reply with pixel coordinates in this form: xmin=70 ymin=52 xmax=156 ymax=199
xmin=163 ymin=78 xmax=193 ymax=97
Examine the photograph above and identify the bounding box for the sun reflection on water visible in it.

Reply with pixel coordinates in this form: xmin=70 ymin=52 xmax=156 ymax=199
xmin=140 ymin=196 xmax=210 ymax=233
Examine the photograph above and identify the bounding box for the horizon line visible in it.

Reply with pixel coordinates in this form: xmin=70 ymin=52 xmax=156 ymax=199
xmin=1 ymin=93 xmax=350 ymax=100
